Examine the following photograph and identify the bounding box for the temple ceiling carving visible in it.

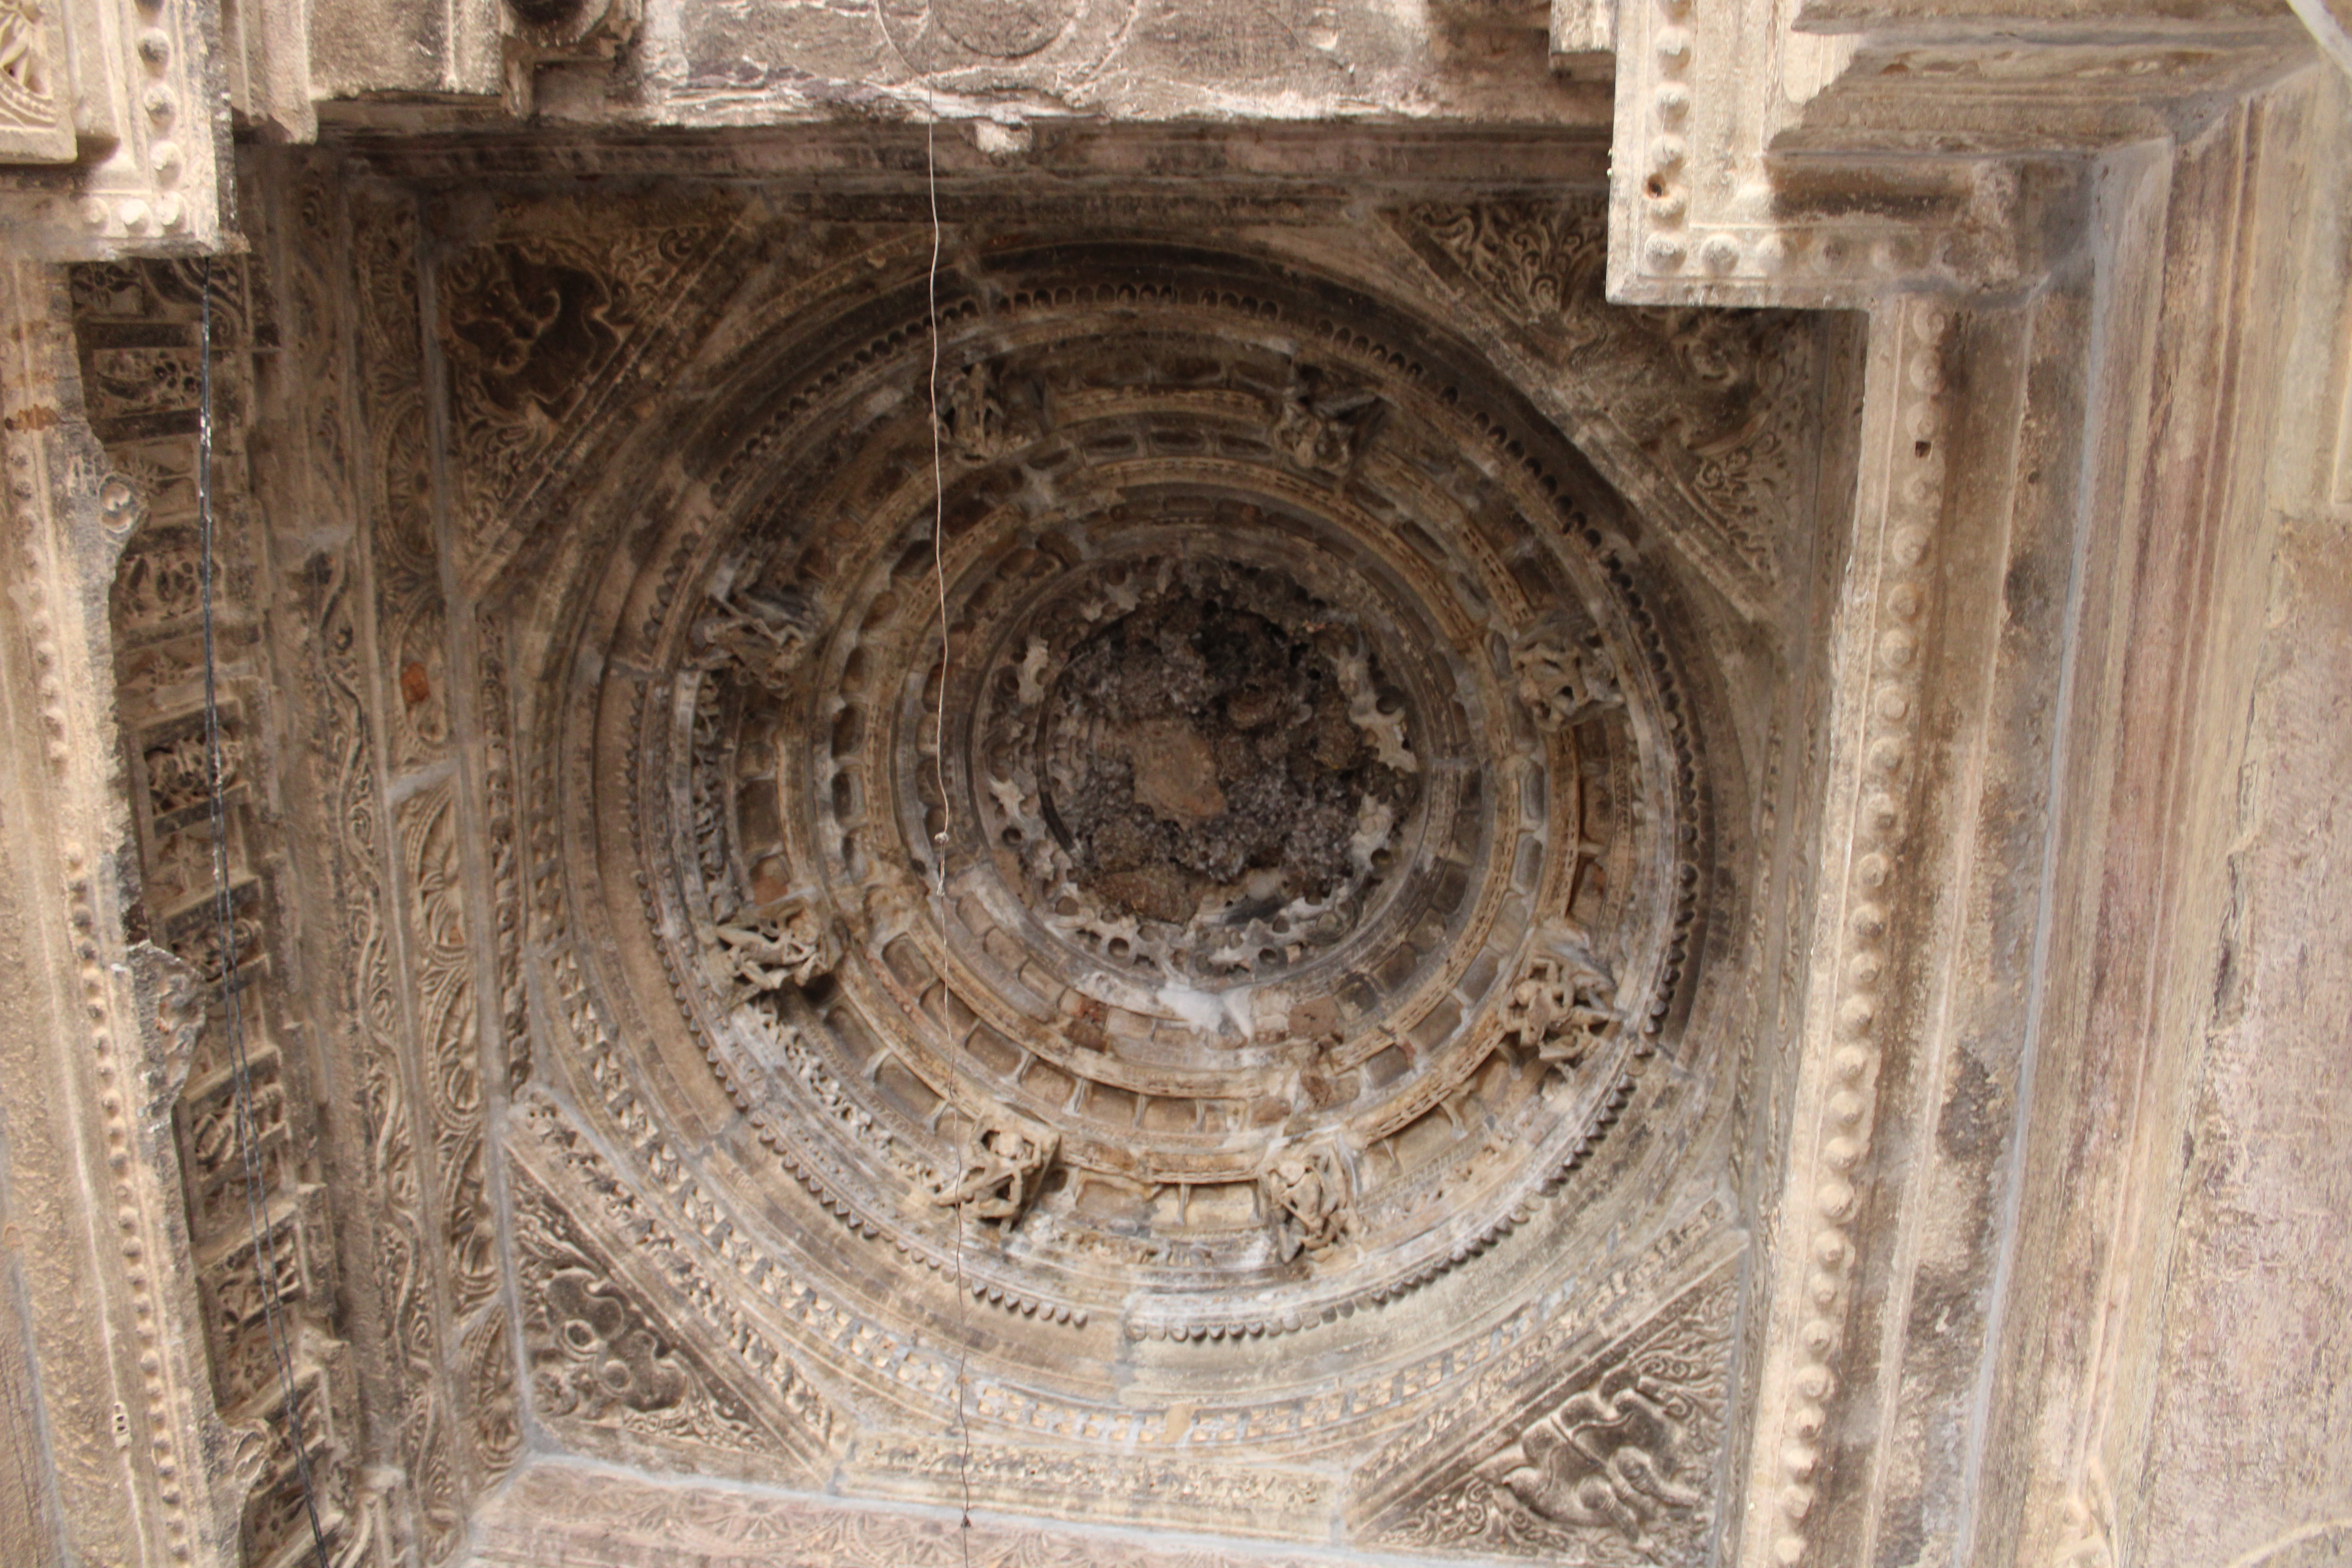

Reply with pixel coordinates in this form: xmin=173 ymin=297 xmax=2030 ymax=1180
xmin=62 ymin=170 xmax=1855 ymax=1566
xmin=393 ymin=198 xmax=1823 ymax=1556
xmin=6 ymin=9 xmax=2343 ymax=1568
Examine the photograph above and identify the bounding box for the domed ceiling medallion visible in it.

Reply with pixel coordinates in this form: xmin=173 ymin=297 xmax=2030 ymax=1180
xmin=546 ymin=242 xmax=1720 ymax=1508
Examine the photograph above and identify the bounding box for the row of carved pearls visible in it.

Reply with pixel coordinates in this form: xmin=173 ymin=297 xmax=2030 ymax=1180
xmin=70 ymin=0 xmax=190 ymax=237
xmin=1772 ymin=305 xmax=1949 ymax=1564
xmin=1636 ymin=0 xmax=1948 ymax=283
xmin=1641 ymin=0 xmax=1695 ymax=275
xmin=17 ymin=503 xmax=193 ymax=1557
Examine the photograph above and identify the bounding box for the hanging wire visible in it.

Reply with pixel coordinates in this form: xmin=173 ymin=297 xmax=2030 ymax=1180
xmin=920 ymin=113 xmax=980 ymax=1568
xmin=782 ymin=33 xmax=978 ymax=1549
xmin=197 ymin=256 xmax=334 ymax=1568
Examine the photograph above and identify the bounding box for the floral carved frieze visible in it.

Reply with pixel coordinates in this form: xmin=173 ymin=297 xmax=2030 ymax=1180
xmin=512 ymin=1165 xmax=837 ymax=1481
xmin=1357 ymin=1255 xmax=1739 ymax=1566
xmin=432 ymin=197 xmax=742 ymax=575
xmin=1387 ymin=198 xmax=1821 ymax=610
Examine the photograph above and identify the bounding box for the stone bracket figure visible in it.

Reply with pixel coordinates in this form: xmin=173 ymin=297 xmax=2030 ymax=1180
xmin=691 ymin=582 xmax=822 ymax=696
xmin=711 ymin=898 xmax=832 ymax=1005
xmin=935 ymin=1111 xmax=1059 ymax=1229
xmin=1272 ymin=363 xmax=1382 ymax=475
xmin=1501 ymin=920 xmax=1624 ymax=1073
xmin=1261 ymin=1139 xmax=1353 ymax=1262
xmin=940 ymin=360 xmax=1007 ymax=462
xmin=936 ymin=359 xmax=1043 ymax=464
xmin=1511 ymin=621 xmax=1623 ymax=733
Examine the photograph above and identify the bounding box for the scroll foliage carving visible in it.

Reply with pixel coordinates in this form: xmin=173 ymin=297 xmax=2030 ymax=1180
xmin=514 ymin=1174 xmax=809 ymax=1455
xmin=1390 ymin=198 xmax=1814 ymax=596
xmin=478 ymin=612 xmax=532 ymax=1096
xmin=399 ymin=782 xmax=497 ymax=1321
xmin=435 ymin=204 xmax=738 ymax=563
xmin=1366 ymin=1265 xmax=1735 ymax=1565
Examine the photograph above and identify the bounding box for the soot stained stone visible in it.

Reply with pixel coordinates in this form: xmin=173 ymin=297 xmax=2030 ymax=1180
xmin=1045 ymin=590 xmax=1414 ymax=930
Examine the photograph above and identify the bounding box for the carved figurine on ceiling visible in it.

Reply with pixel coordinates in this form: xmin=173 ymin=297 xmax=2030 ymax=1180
xmin=1511 ymin=622 xmax=1623 ymax=734
xmin=144 ymin=727 xmax=237 ymax=817
xmin=940 ymin=361 xmax=1007 ymax=463
xmin=1272 ymin=364 xmax=1382 ymax=475
xmin=712 ymin=900 xmax=833 ymax=1003
xmin=691 ymin=584 xmax=822 ymax=696
xmin=1501 ymin=921 xmax=1622 ymax=1073
xmin=1477 ymin=1375 xmax=1702 ymax=1553
xmin=1263 ymin=1141 xmax=1352 ymax=1263
xmin=935 ymin=1113 xmax=1059 ymax=1227
xmin=938 ymin=359 xmax=1045 ymax=465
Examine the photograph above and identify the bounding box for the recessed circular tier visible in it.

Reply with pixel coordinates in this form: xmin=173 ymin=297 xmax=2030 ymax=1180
xmin=557 ymin=241 xmax=1706 ymax=1414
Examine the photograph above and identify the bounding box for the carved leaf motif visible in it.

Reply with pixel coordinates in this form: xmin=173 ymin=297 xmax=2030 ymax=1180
xmin=436 ymin=211 xmax=733 ymax=553
xmin=441 ymin=246 xmax=622 ymax=420
xmin=514 ymin=1174 xmax=809 ymax=1455
xmin=1361 ymin=1263 xmax=1736 ymax=1566
xmin=1389 ymin=198 xmax=1812 ymax=597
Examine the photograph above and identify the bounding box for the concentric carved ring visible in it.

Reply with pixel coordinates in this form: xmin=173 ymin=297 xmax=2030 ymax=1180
xmin=564 ymin=243 xmax=1702 ymax=1401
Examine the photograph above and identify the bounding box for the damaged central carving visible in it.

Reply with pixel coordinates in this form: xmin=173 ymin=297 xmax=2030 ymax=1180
xmin=1023 ymin=562 xmax=1419 ymax=971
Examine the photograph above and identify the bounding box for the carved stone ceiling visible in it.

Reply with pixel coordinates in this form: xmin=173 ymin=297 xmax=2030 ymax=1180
xmin=371 ymin=183 xmax=1835 ymax=1563
xmin=9 ymin=7 xmax=2347 ymax=1568
xmin=59 ymin=152 xmax=1850 ymax=1568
